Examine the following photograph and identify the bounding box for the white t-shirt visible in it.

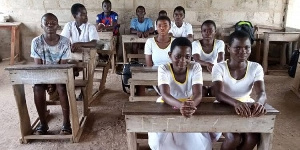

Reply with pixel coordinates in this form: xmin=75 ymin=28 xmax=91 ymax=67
xmin=212 ymin=60 xmax=264 ymax=102
xmin=149 ymin=62 xmax=215 ymax=150
xmin=157 ymin=62 xmax=203 ymax=102
xmin=144 ymin=37 xmax=173 ymax=66
xmin=61 ymin=21 xmax=99 ymax=60
xmin=192 ymin=39 xmax=225 ymax=64
xmin=169 ymin=21 xmax=193 ymax=37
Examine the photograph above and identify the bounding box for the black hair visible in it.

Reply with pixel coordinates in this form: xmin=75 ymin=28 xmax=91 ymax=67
xmin=158 ymin=10 xmax=167 ymax=16
xmin=156 ymin=16 xmax=171 ymax=26
xmin=229 ymin=30 xmax=251 ymax=46
xmin=173 ymin=6 xmax=185 ymax=14
xmin=71 ymin=3 xmax=85 ymax=15
xmin=201 ymin=20 xmax=217 ymax=30
xmin=102 ymin=0 xmax=111 ymax=6
xmin=136 ymin=6 xmax=145 ymax=13
xmin=170 ymin=37 xmax=192 ymax=53
xmin=41 ymin=13 xmax=58 ymax=22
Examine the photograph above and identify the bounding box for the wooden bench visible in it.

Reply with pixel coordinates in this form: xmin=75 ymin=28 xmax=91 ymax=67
xmin=129 ymin=66 xmax=212 ymax=102
xmin=97 ymin=32 xmax=117 ymax=72
xmin=262 ymin=32 xmax=300 ymax=73
xmin=5 ymin=64 xmax=89 ymax=143
xmin=122 ymin=35 xmax=155 ymax=63
xmin=122 ymin=101 xmax=279 ymax=150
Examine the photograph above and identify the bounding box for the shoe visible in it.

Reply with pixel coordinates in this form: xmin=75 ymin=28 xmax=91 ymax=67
xmin=60 ymin=124 xmax=72 ymax=135
xmin=35 ymin=124 xmax=49 ymax=135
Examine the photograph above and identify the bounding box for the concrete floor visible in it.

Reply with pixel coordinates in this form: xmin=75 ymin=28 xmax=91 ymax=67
xmin=0 ymin=60 xmax=299 ymax=150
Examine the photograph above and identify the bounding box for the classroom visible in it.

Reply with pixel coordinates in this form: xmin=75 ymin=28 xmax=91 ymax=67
xmin=0 ymin=0 xmax=299 ymax=150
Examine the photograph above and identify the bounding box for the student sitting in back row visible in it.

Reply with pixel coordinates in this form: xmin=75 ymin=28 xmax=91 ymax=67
xmin=130 ymin=6 xmax=154 ymax=54
xmin=212 ymin=31 xmax=267 ymax=150
xmin=154 ymin=10 xmax=168 ymax=34
xmin=31 ymin=13 xmax=72 ymax=135
xmin=96 ymin=0 xmax=119 ymax=60
xmin=192 ymin=20 xmax=225 ymax=73
xmin=169 ymin=6 xmax=193 ymax=42
xmin=61 ymin=3 xmax=99 ymax=65
xmin=148 ymin=37 xmax=219 ymax=150
xmin=145 ymin=16 xmax=173 ymax=67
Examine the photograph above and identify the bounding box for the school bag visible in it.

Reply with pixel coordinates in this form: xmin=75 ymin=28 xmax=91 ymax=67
xmin=288 ymin=50 xmax=300 ymax=78
xmin=117 ymin=61 xmax=145 ymax=93
xmin=234 ymin=21 xmax=255 ymax=44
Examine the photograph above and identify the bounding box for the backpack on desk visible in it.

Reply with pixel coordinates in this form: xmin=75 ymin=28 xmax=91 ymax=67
xmin=234 ymin=21 xmax=255 ymax=44
xmin=117 ymin=61 xmax=145 ymax=93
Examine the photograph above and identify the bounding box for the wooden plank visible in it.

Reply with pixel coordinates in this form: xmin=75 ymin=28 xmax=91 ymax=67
xmin=122 ymin=102 xmax=279 ymax=115
xmin=263 ymin=33 xmax=270 ymax=73
xmin=129 ymin=79 xmax=158 ymax=86
xmin=125 ymin=115 xmax=276 ymax=133
xmin=258 ymin=133 xmax=273 ymax=150
xmin=12 ymin=84 xmax=33 ymax=142
xmin=127 ymin=132 xmax=137 ymax=150
xmin=122 ymin=35 xmax=154 ymax=43
xmin=0 ymin=22 xmax=22 ymax=26
xmin=24 ymin=134 xmax=72 ymax=140
xmin=267 ymin=32 xmax=300 ymax=41
xmin=8 ymin=69 xmax=70 ymax=85
xmin=66 ymin=69 xmax=80 ymax=141
xmin=129 ymin=96 xmax=216 ymax=102
xmin=5 ymin=64 xmax=75 ymax=70
xmin=10 ymin=26 xmax=16 ymax=65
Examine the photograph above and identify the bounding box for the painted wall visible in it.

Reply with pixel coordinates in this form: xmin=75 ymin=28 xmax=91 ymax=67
xmin=0 ymin=0 xmax=287 ymax=61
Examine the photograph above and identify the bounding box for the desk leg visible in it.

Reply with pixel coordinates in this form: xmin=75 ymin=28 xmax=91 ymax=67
xmin=263 ymin=35 xmax=269 ymax=73
xmin=280 ymin=43 xmax=287 ymax=66
xmin=127 ymin=132 xmax=137 ymax=150
xmin=123 ymin=42 xmax=127 ymax=63
xmin=66 ymin=70 xmax=80 ymax=142
xmin=255 ymin=40 xmax=262 ymax=63
xmin=258 ymin=133 xmax=273 ymax=150
xmin=10 ymin=26 xmax=20 ymax=65
xmin=13 ymin=84 xmax=32 ymax=143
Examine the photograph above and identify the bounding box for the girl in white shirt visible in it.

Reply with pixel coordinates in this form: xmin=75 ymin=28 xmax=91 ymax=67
xmin=192 ymin=20 xmax=225 ymax=73
xmin=212 ymin=31 xmax=267 ymax=150
xmin=148 ymin=37 xmax=218 ymax=150
xmin=145 ymin=16 xmax=173 ymax=67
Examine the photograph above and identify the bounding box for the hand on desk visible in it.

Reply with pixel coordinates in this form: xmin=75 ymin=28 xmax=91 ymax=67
xmin=206 ymin=63 xmax=214 ymax=73
xmin=71 ymin=43 xmax=83 ymax=52
xmin=180 ymin=100 xmax=197 ymax=118
xmin=234 ymin=101 xmax=266 ymax=117
xmin=137 ymin=31 xmax=143 ymax=38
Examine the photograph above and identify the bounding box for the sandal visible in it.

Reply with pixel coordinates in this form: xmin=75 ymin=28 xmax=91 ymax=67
xmin=60 ymin=125 xmax=72 ymax=135
xmin=35 ymin=124 xmax=49 ymax=135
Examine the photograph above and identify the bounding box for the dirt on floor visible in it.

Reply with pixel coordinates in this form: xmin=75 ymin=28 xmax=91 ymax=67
xmin=0 ymin=60 xmax=300 ymax=150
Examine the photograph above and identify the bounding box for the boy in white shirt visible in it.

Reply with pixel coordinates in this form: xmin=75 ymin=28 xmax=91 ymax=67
xmin=61 ymin=3 xmax=99 ymax=61
xmin=169 ymin=6 xmax=193 ymax=42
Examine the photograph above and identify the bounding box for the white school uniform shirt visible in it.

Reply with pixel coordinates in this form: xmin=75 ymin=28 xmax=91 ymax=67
xmin=144 ymin=37 xmax=174 ymax=66
xmin=212 ymin=60 xmax=264 ymax=102
xmin=61 ymin=21 xmax=99 ymax=60
xmin=169 ymin=21 xmax=193 ymax=37
xmin=149 ymin=62 xmax=217 ymax=150
xmin=192 ymin=39 xmax=225 ymax=64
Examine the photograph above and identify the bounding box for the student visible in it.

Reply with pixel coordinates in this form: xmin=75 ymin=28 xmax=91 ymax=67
xmin=61 ymin=3 xmax=99 ymax=61
xmin=169 ymin=6 xmax=193 ymax=42
xmin=192 ymin=20 xmax=225 ymax=73
xmin=212 ymin=31 xmax=266 ymax=150
xmin=154 ymin=10 xmax=168 ymax=32
xmin=96 ymin=0 xmax=119 ymax=61
xmin=148 ymin=37 xmax=219 ymax=150
xmin=96 ymin=0 xmax=119 ymax=35
xmin=30 ymin=13 xmax=72 ymax=135
xmin=130 ymin=6 xmax=154 ymax=54
xmin=145 ymin=16 xmax=173 ymax=67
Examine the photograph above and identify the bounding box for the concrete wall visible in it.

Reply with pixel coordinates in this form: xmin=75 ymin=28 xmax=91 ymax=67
xmin=0 ymin=0 xmax=287 ymax=61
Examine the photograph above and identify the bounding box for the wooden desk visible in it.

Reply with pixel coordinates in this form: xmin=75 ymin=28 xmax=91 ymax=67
xmin=129 ymin=66 xmax=212 ymax=101
xmin=262 ymin=32 xmax=300 ymax=73
xmin=5 ymin=64 xmax=88 ymax=143
xmin=123 ymin=101 xmax=279 ymax=150
xmin=0 ymin=22 xmax=21 ymax=65
xmin=122 ymin=35 xmax=155 ymax=63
